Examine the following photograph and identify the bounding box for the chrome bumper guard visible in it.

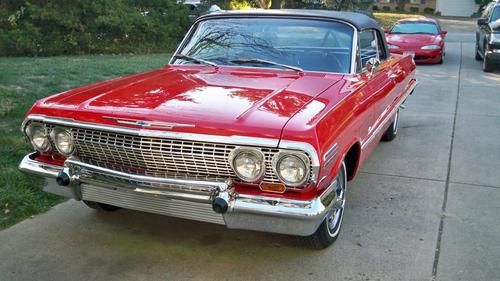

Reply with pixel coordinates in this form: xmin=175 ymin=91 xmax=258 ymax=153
xmin=19 ymin=153 xmax=336 ymax=236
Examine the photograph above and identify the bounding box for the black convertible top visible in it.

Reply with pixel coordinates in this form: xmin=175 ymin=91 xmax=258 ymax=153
xmin=199 ymin=9 xmax=381 ymax=31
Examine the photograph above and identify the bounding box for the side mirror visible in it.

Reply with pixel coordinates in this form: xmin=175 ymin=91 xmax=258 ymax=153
xmin=366 ymin=58 xmax=380 ymax=76
xmin=384 ymin=28 xmax=391 ymax=34
xmin=441 ymin=30 xmax=448 ymax=36
xmin=477 ymin=18 xmax=488 ymax=25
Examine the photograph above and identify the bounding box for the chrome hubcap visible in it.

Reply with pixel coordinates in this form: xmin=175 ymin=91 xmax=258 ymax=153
xmin=327 ymin=163 xmax=346 ymax=236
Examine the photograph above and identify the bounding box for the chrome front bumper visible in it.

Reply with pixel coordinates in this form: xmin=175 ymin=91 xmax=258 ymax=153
xmin=19 ymin=153 xmax=336 ymax=236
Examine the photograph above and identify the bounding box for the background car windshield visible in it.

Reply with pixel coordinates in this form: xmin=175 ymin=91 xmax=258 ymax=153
xmin=174 ymin=18 xmax=354 ymax=73
xmin=492 ymin=7 xmax=500 ymax=22
xmin=391 ymin=22 xmax=439 ymax=34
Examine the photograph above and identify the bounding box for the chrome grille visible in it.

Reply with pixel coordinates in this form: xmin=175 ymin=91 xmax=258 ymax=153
xmin=64 ymin=127 xmax=282 ymax=183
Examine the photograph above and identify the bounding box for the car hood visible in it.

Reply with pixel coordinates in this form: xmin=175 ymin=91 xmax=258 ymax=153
xmin=491 ymin=20 xmax=500 ymax=30
xmin=30 ymin=65 xmax=342 ymax=141
xmin=386 ymin=33 xmax=441 ymax=47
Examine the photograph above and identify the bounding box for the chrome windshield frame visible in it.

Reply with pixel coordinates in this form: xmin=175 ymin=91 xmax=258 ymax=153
xmin=169 ymin=15 xmax=359 ymax=75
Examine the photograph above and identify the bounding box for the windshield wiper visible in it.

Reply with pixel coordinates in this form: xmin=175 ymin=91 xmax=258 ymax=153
xmin=173 ymin=54 xmax=217 ymax=67
xmin=230 ymin=58 xmax=303 ymax=72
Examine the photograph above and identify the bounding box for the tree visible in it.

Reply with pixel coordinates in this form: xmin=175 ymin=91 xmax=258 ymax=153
xmin=475 ymin=0 xmax=490 ymax=12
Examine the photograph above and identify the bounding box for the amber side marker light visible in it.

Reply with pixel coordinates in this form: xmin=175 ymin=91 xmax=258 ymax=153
xmin=51 ymin=152 xmax=67 ymax=162
xmin=259 ymin=182 xmax=286 ymax=194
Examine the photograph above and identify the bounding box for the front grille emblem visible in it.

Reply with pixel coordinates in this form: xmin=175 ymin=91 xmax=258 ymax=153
xmin=103 ymin=116 xmax=195 ymax=130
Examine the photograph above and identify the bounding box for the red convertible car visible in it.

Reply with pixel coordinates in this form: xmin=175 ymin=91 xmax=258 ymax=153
xmin=19 ymin=10 xmax=417 ymax=249
xmin=386 ymin=18 xmax=447 ymax=64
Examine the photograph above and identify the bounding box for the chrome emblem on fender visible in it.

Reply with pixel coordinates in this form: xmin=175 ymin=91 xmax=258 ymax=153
xmin=103 ymin=116 xmax=195 ymax=129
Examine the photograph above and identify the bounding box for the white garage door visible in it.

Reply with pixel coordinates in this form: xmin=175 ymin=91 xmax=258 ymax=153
xmin=436 ymin=0 xmax=478 ymax=17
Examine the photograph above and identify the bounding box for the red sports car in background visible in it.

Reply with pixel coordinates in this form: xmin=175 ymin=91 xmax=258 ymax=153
xmin=386 ymin=18 xmax=447 ymax=64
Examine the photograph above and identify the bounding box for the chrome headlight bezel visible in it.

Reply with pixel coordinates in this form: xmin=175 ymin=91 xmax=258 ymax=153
xmin=421 ymin=45 xmax=441 ymax=50
xmin=25 ymin=122 xmax=51 ymax=153
xmin=50 ymin=126 xmax=75 ymax=156
xmin=229 ymin=147 xmax=265 ymax=183
xmin=272 ymin=152 xmax=310 ymax=187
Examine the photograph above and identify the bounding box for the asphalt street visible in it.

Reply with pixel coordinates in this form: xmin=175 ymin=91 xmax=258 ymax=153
xmin=0 ymin=19 xmax=499 ymax=281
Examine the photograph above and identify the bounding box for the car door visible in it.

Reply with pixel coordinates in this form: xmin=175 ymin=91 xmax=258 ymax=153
xmin=358 ymin=29 xmax=397 ymax=143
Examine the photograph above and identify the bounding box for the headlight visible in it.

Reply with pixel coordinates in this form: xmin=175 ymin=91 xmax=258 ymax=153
xmin=50 ymin=127 xmax=74 ymax=155
xmin=273 ymin=153 xmax=309 ymax=186
xmin=421 ymin=45 xmax=441 ymax=50
xmin=490 ymin=33 xmax=500 ymax=44
xmin=26 ymin=123 xmax=50 ymax=152
xmin=229 ymin=148 xmax=264 ymax=182
xmin=388 ymin=44 xmax=400 ymax=50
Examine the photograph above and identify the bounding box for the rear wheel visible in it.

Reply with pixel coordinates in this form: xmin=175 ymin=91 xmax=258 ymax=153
xmin=83 ymin=200 xmax=121 ymax=211
xmin=382 ymin=110 xmax=399 ymax=142
xmin=299 ymin=161 xmax=347 ymax=249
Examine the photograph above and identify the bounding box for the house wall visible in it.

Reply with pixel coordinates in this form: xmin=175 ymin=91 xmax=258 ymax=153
xmin=373 ymin=0 xmax=437 ymax=14
xmin=373 ymin=0 xmax=478 ymax=17
xmin=436 ymin=0 xmax=478 ymax=17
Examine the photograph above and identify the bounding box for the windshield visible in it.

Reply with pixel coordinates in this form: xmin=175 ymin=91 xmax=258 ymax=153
xmin=391 ymin=22 xmax=439 ymax=35
xmin=492 ymin=7 xmax=500 ymax=22
xmin=173 ymin=18 xmax=354 ymax=73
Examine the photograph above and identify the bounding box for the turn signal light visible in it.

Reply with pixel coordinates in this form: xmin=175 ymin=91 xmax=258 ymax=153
xmin=259 ymin=182 xmax=286 ymax=193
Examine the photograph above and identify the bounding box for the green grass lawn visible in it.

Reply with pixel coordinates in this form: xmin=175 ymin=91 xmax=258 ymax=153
xmin=0 ymin=54 xmax=170 ymax=229
xmin=373 ymin=12 xmax=425 ymax=29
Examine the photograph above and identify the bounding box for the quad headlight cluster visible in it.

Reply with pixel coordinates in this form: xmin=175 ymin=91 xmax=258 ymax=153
xmin=25 ymin=123 xmax=75 ymax=156
xmin=229 ymin=147 xmax=310 ymax=187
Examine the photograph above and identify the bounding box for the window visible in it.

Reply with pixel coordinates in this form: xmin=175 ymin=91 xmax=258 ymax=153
xmin=409 ymin=0 xmax=422 ymax=4
xmin=390 ymin=22 xmax=439 ymax=35
xmin=358 ymin=30 xmax=378 ymax=70
xmin=490 ymin=7 xmax=500 ymax=22
xmin=175 ymin=18 xmax=355 ymax=73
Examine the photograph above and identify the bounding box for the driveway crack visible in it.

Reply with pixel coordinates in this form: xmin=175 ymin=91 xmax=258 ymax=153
xmin=431 ymin=42 xmax=463 ymax=280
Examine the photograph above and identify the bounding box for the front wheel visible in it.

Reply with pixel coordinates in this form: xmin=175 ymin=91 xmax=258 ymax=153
xmin=382 ymin=110 xmax=399 ymax=142
xmin=475 ymin=43 xmax=482 ymax=61
xmin=483 ymin=55 xmax=494 ymax=73
xmin=298 ymin=161 xmax=347 ymax=249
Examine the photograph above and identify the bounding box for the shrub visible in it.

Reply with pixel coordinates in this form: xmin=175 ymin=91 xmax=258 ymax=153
xmin=409 ymin=7 xmax=419 ymax=13
xmin=0 ymin=0 xmax=191 ymax=56
xmin=382 ymin=6 xmax=391 ymax=11
xmin=423 ymin=7 xmax=434 ymax=14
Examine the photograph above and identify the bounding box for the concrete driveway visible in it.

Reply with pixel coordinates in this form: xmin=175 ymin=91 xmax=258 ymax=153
xmin=1 ymin=20 xmax=499 ymax=281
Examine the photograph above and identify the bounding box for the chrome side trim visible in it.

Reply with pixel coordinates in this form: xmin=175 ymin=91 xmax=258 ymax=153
xmin=323 ymin=143 xmax=338 ymax=167
xmin=361 ymin=79 xmax=418 ymax=150
xmin=23 ymin=115 xmax=279 ymax=147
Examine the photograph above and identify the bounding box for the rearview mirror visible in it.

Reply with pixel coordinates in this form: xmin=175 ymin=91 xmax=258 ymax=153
xmin=366 ymin=58 xmax=380 ymax=76
xmin=477 ymin=18 xmax=488 ymax=25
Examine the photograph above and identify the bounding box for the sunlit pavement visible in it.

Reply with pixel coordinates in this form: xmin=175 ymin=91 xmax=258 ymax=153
xmin=0 ymin=19 xmax=499 ymax=281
